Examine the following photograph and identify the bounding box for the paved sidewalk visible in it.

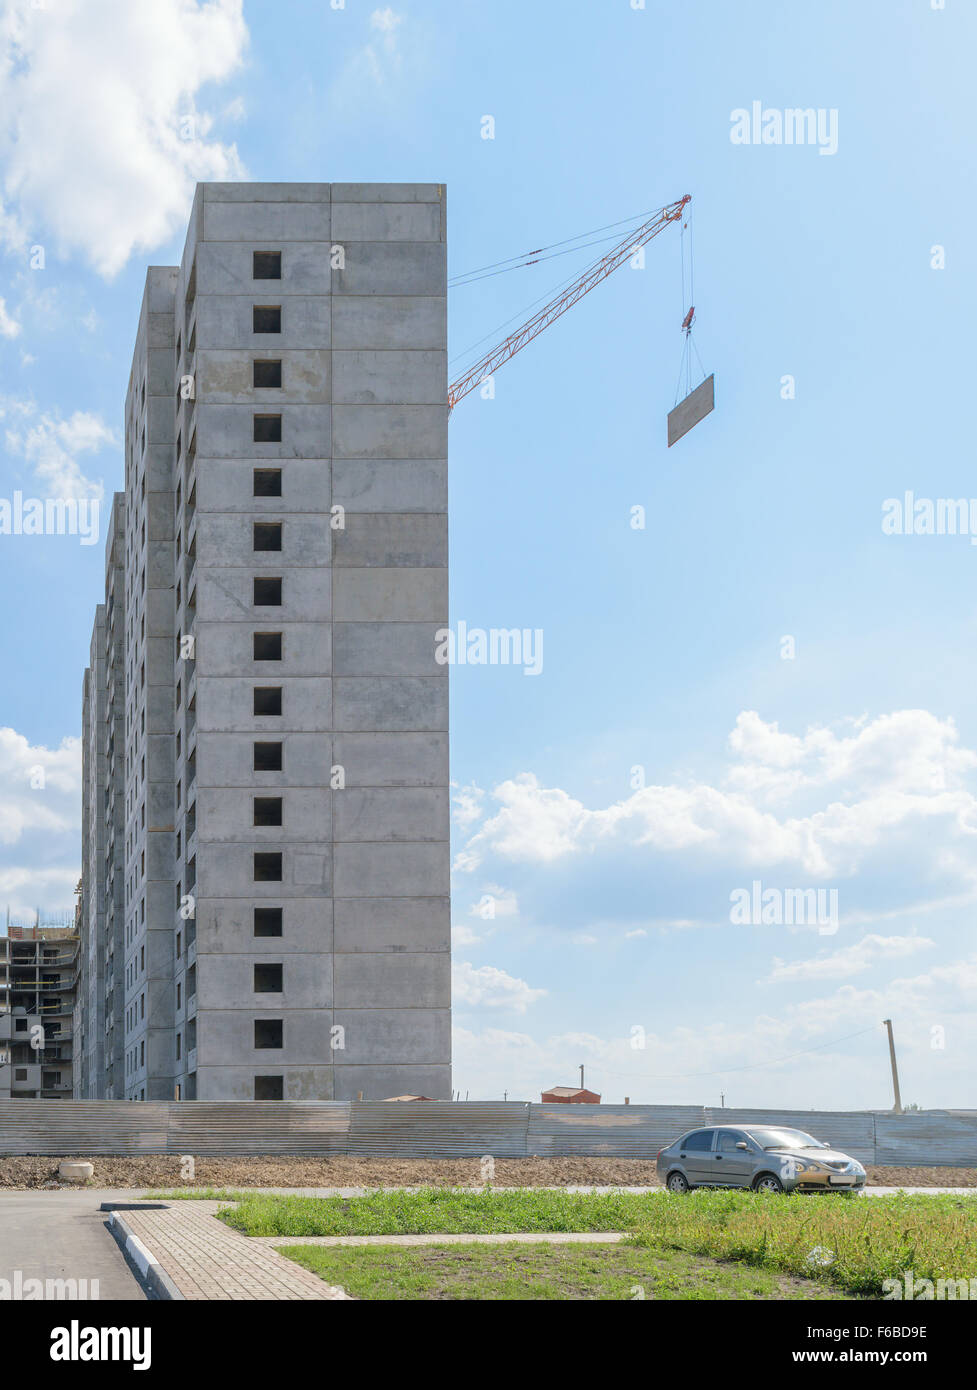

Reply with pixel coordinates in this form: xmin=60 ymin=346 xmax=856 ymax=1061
xmin=111 ymin=1201 xmax=349 ymax=1300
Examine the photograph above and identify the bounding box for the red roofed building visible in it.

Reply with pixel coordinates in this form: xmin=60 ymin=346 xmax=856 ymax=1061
xmin=540 ymin=1086 xmax=601 ymax=1104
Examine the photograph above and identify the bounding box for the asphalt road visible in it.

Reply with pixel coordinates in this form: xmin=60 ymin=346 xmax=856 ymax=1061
xmin=0 ymin=1190 xmax=146 ymax=1300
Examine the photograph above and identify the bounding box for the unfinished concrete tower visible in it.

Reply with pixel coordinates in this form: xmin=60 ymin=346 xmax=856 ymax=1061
xmin=79 ymin=183 xmax=451 ymax=1102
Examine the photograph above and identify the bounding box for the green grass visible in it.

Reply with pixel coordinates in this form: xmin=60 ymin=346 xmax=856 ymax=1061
xmin=278 ymin=1240 xmax=857 ymax=1301
xmin=217 ymin=1187 xmax=977 ymax=1299
xmin=627 ymin=1188 xmax=977 ymax=1296
xmin=144 ymin=1188 xmax=244 ymax=1202
xmin=217 ymin=1187 xmax=658 ymax=1236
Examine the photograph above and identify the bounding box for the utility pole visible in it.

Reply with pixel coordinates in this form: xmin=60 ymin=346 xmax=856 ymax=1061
xmin=883 ymin=1019 xmax=903 ymax=1114
xmin=579 ymin=1064 xmax=585 ymax=1091
xmin=720 ymin=1093 xmax=725 ymax=1108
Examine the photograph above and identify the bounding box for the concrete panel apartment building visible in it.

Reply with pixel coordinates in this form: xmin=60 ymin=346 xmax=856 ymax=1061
xmin=76 ymin=182 xmax=451 ymax=1103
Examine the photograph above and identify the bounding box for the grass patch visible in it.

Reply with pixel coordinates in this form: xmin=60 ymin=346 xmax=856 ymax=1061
xmin=219 ymin=1187 xmax=977 ymax=1299
xmin=278 ymin=1240 xmax=856 ymax=1300
xmin=218 ymin=1187 xmax=656 ymax=1237
xmin=144 ymin=1188 xmax=244 ymax=1202
xmin=628 ymin=1188 xmax=977 ymax=1296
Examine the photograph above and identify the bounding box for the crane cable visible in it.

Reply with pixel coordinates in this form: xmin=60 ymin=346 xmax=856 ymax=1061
xmin=448 ymin=205 xmax=668 ymax=287
xmin=673 ymin=204 xmax=708 ymax=406
xmin=449 ymin=241 xmax=631 ymax=371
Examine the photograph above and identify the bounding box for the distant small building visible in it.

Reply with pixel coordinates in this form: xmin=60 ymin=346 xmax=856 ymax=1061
xmin=382 ymin=1095 xmax=438 ymax=1102
xmin=541 ymin=1086 xmax=601 ymax=1104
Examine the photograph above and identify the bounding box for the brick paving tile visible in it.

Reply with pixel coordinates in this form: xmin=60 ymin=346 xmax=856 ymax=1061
xmin=120 ymin=1201 xmax=349 ymax=1300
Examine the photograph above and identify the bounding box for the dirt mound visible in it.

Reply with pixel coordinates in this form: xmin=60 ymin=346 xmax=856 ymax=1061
xmin=2 ymin=1154 xmax=975 ymax=1191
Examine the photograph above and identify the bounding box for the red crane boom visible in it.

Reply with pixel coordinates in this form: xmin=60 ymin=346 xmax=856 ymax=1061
xmin=448 ymin=195 xmax=690 ymax=411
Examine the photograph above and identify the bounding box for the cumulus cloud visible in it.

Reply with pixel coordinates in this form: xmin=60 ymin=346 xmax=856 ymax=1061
xmin=468 ymin=883 xmax=518 ymax=921
xmin=451 ymin=924 xmax=481 ymax=947
xmin=0 ymin=296 xmax=20 ymax=337
xmin=0 ymin=726 xmax=82 ymax=917
xmin=0 ymin=0 xmax=248 ymax=277
xmin=452 ymin=782 xmax=485 ymax=830
xmin=3 ymin=399 xmax=115 ymax=498
xmin=452 ymin=961 xmax=546 ymax=1014
xmin=762 ymin=934 xmax=935 ymax=984
xmin=460 ymin=710 xmax=977 ymax=882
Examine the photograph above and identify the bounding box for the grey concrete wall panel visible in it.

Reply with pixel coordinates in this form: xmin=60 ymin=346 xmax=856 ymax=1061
xmin=203 ymin=201 xmax=331 ymax=242
xmin=334 ymin=676 xmax=448 ymax=732
xmin=331 ymin=459 xmax=447 ymax=514
xmin=331 ymin=1009 xmax=450 ymax=1065
xmin=331 ymin=297 xmax=446 ymax=351
xmin=332 ymin=404 xmax=447 ymax=459
xmin=331 ymin=202 xmax=441 ymax=242
xmin=334 ymin=788 xmax=448 ymax=842
xmin=332 ymin=350 xmax=445 ymax=405
xmin=333 ymin=514 xmax=447 ymax=568
xmin=667 ymin=373 xmax=715 ymax=447
xmin=331 ymin=732 xmax=448 ymax=787
xmin=334 ymin=842 xmax=449 ymax=897
xmin=333 ymin=623 xmax=443 ymax=677
xmin=333 ymin=569 xmax=447 ymax=622
xmin=334 ymin=897 xmax=450 ymax=953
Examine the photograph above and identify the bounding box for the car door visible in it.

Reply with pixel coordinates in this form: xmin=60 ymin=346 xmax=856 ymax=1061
xmin=713 ymin=1129 xmax=756 ymax=1187
xmin=677 ymin=1128 xmax=716 ymax=1184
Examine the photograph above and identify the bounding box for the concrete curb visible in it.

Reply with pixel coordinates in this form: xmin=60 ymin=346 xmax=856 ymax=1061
xmin=105 ymin=1209 xmax=185 ymax=1301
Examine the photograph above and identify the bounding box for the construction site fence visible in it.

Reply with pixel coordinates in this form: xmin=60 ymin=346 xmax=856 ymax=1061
xmin=0 ymin=1101 xmax=975 ymax=1166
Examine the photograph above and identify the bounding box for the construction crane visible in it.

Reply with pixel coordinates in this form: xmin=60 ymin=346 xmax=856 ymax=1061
xmin=447 ymin=194 xmax=714 ymax=445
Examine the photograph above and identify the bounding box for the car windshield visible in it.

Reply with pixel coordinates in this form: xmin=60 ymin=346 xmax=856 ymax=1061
xmin=745 ymin=1127 xmax=826 ymax=1151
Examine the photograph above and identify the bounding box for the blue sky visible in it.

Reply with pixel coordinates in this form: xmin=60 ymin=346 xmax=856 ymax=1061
xmin=1 ymin=0 xmax=975 ymax=1109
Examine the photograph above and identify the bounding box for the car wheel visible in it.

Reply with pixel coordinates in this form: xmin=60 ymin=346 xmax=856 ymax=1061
xmin=666 ymin=1171 xmax=691 ymax=1194
xmin=753 ymin=1173 xmax=784 ymax=1195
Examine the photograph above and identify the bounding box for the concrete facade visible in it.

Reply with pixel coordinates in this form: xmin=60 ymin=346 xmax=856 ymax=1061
xmin=78 ymin=182 xmax=450 ymax=1102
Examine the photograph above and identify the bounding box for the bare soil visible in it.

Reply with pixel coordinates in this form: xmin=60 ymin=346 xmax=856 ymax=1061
xmin=1 ymin=1154 xmax=975 ymax=1191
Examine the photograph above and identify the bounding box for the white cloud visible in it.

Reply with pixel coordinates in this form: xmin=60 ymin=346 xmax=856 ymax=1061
xmin=453 ymin=952 xmax=977 ymax=1105
xmin=453 ymin=961 xmax=546 ymax=1014
xmin=625 ymin=928 xmax=648 ymax=939
xmin=0 ymin=296 xmax=20 ymax=337
xmin=452 ymin=781 xmax=485 ymax=830
xmin=468 ymin=883 xmax=518 ymax=921
xmin=329 ymin=5 xmax=408 ymax=106
xmin=451 ymin=924 xmax=481 ymax=947
xmin=762 ymin=934 xmax=935 ymax=984
xmin=0 ymin=0 xmax=248 ymax=277
xmin=461 ymin=710 xmax=977 ymax=881
xmin=371 ymin=7 xmax=402 ymax=35
xmin=0 ymin=726 xmax=82 ymax=917
xmin=3 ymin=400 xmax=115 ymax=498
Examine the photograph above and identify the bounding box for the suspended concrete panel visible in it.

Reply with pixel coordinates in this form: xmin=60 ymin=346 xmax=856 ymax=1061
xmin=668 ymin=373 xmax=715 ymax=447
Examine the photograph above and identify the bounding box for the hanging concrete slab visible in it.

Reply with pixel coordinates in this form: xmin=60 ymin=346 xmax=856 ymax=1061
xmin=667 ymin=373 xmax=715 ymax=447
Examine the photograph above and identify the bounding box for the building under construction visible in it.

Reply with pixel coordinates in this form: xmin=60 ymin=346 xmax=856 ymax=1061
xmin=0 ymin=913 xmax=79 ymax=1099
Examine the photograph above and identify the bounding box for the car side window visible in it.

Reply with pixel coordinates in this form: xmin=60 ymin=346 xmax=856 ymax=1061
xmin=682 ymin=1130 xmax=715 ymax=1151
xmin=718 ymin=1130 xmax=749 ymax=1151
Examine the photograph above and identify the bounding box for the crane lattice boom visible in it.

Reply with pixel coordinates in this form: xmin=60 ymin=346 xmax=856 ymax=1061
xmin=448 ymin=195 xmax=690 ymax=411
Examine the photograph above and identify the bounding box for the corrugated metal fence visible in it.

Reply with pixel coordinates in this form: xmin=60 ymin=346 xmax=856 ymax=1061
xmin=1 ymin=1100 xmax=975 ymax=1165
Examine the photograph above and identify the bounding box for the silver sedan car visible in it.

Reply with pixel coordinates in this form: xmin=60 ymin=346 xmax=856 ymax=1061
xmin=656 ymin=1124 xmax=867 ymax=1194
